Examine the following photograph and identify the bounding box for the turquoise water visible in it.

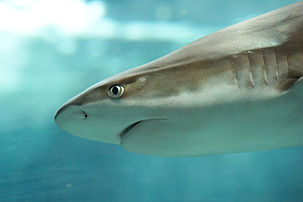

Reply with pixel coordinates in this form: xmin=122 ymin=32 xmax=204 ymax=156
xmin=1 ymin=0 xmax=302 ymax=201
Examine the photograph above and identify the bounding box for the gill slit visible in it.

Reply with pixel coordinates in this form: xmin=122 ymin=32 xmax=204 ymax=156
xmin=230 ymin=57 xmax=240 ymax=88
xmin=247 ymin=52 xmax=255 ymax=88
xmin=286 ymin=53 xmax=290 ymax=75
xmin=274 ymin=48 xmax=280 ymax=81
xmin=262 ymin=51 xmax=269 ymax=86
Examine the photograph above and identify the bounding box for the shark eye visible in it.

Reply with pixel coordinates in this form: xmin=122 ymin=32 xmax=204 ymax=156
xmin=108 ymin=84 xmax=124 ymax=98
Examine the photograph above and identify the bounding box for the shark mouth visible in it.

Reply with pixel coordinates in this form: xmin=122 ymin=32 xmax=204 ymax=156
xmin=119 ymin=118 xmax=166 ymax=139
xmin=120 ymin=120 xmax=143 ymax=138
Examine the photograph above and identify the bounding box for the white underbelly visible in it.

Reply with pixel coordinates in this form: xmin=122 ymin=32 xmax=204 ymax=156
xmin=121 ymin=90 xmax=303 ymax=156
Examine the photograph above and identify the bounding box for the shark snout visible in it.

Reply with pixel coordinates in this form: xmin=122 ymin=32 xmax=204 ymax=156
xmin=54 ymin=92 xmax=87 ymax=123
xmin=54 ymin=101 xmax=90 ymax=138
xmin=54 ymin=98 xmax=84 ymax=128
xmin=54 ymin=103 xmax=70 ymax=121
xmin=54 ymin=98 xmax=123 ymax=145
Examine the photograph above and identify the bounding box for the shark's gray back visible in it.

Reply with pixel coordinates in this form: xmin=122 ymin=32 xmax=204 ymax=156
xmin=148 ymin=1 xmax=303 ymax=68
xmin=120 ymin=1 xmax=303 ymax=93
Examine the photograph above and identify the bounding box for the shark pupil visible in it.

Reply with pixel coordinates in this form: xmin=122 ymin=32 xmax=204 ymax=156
xmin=112 ymin=86 xmax=119 ymax=95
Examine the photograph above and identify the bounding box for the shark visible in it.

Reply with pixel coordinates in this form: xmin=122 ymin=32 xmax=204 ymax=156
xmin=55 ymin=1 xmax=303 ymax=156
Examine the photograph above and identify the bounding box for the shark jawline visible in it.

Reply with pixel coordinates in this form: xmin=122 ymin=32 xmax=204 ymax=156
xmin=120 ymin=120 xmax=142 ymax=139
xmin=119 ymin=118 xmax=166 ymax=140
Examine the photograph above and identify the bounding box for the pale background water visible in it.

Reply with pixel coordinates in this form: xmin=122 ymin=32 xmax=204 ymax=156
xmin=1 ymin=0 xmax=302 ymax=201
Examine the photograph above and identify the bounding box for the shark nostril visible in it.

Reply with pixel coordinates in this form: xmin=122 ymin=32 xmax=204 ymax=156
xmin=81 ymin=111 xmax=88 ymax=120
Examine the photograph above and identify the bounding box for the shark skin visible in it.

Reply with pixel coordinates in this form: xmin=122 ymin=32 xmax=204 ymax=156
xmin=55 ymin=1 xmax=303 ymax=156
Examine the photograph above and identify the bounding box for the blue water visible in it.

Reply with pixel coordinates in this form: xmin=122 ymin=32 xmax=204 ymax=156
xmin=1 ymin=0 xmax=302 ymax=201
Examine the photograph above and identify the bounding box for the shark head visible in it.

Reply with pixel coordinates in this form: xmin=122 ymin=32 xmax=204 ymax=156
xmin=54 ymin=57 xmax=268 ymax=156
xmin=54 ymin=65 xmax=182 ymax=146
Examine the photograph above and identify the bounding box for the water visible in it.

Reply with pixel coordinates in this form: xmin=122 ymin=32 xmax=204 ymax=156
xmin=1 ymin=0 xmax=302 ymax=201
